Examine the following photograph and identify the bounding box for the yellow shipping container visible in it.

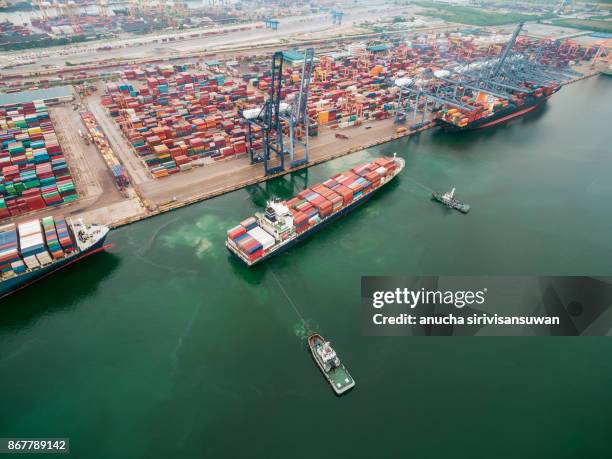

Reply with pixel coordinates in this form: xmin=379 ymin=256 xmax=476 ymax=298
xmin=318 ymin=111 xmax=329 ymax=124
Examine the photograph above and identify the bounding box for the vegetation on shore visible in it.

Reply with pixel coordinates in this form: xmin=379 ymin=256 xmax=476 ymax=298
xmin=413 ymin=1 xmax=556 ymax=26
xmin=551 ymin=18 xmax=612 ymax=33
xmin=0 ymin=35 xmax=91 ymax=52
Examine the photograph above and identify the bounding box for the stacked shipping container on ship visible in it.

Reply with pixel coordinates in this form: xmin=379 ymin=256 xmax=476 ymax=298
xmin=226 ymin=155 xmax=403 ymax=266
xmin=101 ymin=64 xmax=261 ymax=178
xmin=276 ymin=34 xmax=580 ymax=134
xmin=0 ymin=215 xmax=109 ymax=299
xmin=0 ymin=101 xmax=78 ymax=220
xmin=435 ymin=81 xmax=561 ymax=131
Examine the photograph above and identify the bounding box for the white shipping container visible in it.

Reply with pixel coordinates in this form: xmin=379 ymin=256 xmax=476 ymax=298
xmin=19 ymin=233 xmax=41 ymax=245
xmin=36 ymin=251 xmax=52 ymax=266
xmin=20 ymin=232 xmax=45 ymax=247
xmin=18 ymin=220 xmax=42 ymax=237
xmin=23 ymin=255 xmax=40 ymax=270
xmin=248 ymin=227 xmax=275 ymax=250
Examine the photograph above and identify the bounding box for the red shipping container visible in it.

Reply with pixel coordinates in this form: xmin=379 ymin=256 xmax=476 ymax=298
xmin=221 ymin=146 xmax=235 ymax=157
xmin=227 ymin=225 xmax=246 ymax=240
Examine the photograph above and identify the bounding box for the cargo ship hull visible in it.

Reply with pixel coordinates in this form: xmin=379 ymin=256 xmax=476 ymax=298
xmin=0 ymin=234 xmax=109 ymax=300
xmin=226 ymin=156 xmax=404 ymax=266
xmin=436 ymin=91 xmax=557 ymax=132
xmin=227 ymin=184 xmax=380 ymax=265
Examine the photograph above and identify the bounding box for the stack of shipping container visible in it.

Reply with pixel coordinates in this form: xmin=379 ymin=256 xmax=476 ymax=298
xmin=0 ymin=101 xmax=78 ymax=220
xmin=285 ymin=157 xmax=397 ymax=235
xmin=102 ymin=64 xmax=260 ymax=178
xmin=95 ymin=34 xmax=587 ymax=181
xmin=227 ymin=157 xmax=398 ymax=262
xmin=0 ymin=216 xmax=75 ymax=277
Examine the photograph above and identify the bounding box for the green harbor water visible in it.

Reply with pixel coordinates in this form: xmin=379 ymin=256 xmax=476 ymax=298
xmin=1 ymin=77 xmax=612 ymax=458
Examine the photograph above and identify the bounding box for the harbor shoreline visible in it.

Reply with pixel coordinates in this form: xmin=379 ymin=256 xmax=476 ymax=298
xmin=104 ymin=70 xmax=601 ymax=230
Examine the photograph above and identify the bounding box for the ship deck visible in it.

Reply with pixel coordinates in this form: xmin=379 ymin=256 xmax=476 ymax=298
xmin=328 ymin=365 xmax=355 ymax=394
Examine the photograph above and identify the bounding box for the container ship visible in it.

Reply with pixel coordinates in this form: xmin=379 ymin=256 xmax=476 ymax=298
xmin=0 ymin=216 xmax=110 ymax=300
xmin=435 ymin=82 xmax=560 ymax=132
xmin=226 ymin=155 xmax=404 ymax=266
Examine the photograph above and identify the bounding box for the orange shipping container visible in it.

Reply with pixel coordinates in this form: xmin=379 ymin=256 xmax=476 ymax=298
xmin=370 ymin=65 xmax=383 ymax=77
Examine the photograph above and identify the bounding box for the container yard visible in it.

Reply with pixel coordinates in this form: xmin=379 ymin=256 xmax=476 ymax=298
xmin=101 ymin=67 xmax=255 ymax=178
xmin=0 ymin=100 xmax=78 ymax=220
xmin=94 ymin=25 xmax=604 ymax=179
xmin=80 ymin=111 xmax=129 ymax=190
xmin=0 ymin=19 xmax=607 ymax=228
xmin=0 ymin=1 xmax=609 ymax=230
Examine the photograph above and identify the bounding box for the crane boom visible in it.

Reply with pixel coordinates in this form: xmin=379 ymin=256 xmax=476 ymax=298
xmin=491 ymin=22 xmax=524 ymax=78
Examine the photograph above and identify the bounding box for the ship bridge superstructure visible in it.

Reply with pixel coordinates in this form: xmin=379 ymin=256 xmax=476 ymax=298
xmin=317 ymin=341 xmax=340 ymax=371
xmin=258 ymin=200 xmax=294 ymax=240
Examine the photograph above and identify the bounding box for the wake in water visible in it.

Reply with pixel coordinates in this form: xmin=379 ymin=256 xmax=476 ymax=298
xmin=270 ymin=268 xmax=314 ymax=339
xmin=130 ymin=217 xmax=198 ymax=274
xmin=293 ymin=319 xmax=319 ymax=341
xmin=145 ymin=217 xmax=180 ymax=252
xmin=160 ymin=213 xmax=226 ymax=260
xmin=404 ymin=175 xmax=436 ymax=193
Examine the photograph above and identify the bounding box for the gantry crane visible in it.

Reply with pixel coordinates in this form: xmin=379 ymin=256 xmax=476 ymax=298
xmin=241 ymin=48 xmax=315 ymax=175
xmin=395 ymin=21 xmax=580 ymax=125
xmin=127 ymin=0 xmax=138 ymax=19
xmin=172 ymin=0 xmax=188 ymax=19
xmin=33 ymin=0 xmax=49 ymax=21
xmin=282 ymin=47 xmax=314 ymax=168
xmin=490 ymin=22 xmax=524 ymax=78
xmin=54 ymin=1 xmax=81 ymax=30
xmin=331 ymin=10 xmax=344 ymax=25
xmin=242 ymin=51 xmax=286 ymax=175
xmin=97 ymin=0 xmax=110 ymax=18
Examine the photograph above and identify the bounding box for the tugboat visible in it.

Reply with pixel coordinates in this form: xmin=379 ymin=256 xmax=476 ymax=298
xmin=432 ymin=188 xmax=470 ymax=213
xmin=308 ymin=333 xmax=355 ymax=396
